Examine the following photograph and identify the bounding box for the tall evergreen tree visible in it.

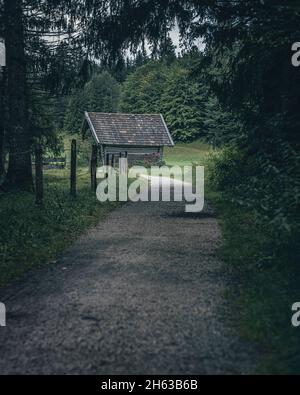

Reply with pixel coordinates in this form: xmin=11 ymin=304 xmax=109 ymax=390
xmin=121 ymin=59 xmax=210 ymax=142
xmin=3 ymin=0 xmax=32 ymax=190
xmin=64 ymin=89 xmax=86 ymax=135
xmin=84 ymin=72 xmax=120 ymax=113
xmin=161 ymin=65 xmax=207 ymax=142
xmin=0 ymin=0 xmax=83 ymax=190
xmin=64 ymin=71 xmax=120 ymax=133
xmin=121 ymin=62 xmax=167 ymax=114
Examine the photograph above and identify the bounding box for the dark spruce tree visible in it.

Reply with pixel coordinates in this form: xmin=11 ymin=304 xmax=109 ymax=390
xmin=3 ymin=0 xmax=33 ymax=190
xmin=0 ymin=0 xmax=88 ymax=190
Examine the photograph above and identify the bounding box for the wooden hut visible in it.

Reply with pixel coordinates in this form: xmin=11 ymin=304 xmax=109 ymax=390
xmin=82 ymin=112 xmax=174 ymax=166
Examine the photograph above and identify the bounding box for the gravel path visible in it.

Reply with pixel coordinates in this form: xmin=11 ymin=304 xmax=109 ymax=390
xmin=0 ymin=199 xmax=256 ymax=374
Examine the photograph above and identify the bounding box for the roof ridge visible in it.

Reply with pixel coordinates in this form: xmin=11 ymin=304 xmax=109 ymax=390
xmin=87 ymin=112 xmax=162 ymax=116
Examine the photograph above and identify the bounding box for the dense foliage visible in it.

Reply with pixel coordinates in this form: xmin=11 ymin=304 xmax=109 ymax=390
xmin=200 ymin=2 xmax=300 ymax=268
xmin=64 ymin=71 xmax=120 ymax=133
xmin=121 ymin=57 xmax=234 ymax=143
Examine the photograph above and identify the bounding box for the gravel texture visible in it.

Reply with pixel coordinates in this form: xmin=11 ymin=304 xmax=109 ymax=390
xmin=0 ymin=199 xmax=256 ymax=374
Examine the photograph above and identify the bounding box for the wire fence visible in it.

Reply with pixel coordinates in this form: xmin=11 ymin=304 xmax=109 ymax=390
xmin=0 ymin=139 xmax=97 ymax=203
xmin=29 ymin=143 xmax=86 ymax=195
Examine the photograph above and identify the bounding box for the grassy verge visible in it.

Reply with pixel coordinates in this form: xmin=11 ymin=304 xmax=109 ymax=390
xmin=208 ymin=179 xmax=300 ymax=374
xmin=166 ymin=140 xmax=300 ymax=373
xmin=0 ymin=137 xmax=208 ymax=289
xmin=0 ymin=168 xmax=120 ymax=288
xmin=164 ymin=140 xmax=212 ymax=166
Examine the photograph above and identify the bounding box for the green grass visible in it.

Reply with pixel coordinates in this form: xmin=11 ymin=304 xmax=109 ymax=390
xmin=164 ymin=140 xmax=213 ymax=166
xmin=209 ymin=186 xmax=300 ymax=374
xmin=166 ymin=140 xmax=300 ymax=373
xmin=0 ymin=138 xmax=210 ymax=289
xmin=0 ymin=168 xmax=120 ymax=288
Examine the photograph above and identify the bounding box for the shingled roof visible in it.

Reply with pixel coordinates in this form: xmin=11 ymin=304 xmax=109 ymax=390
xmin=83 ymin=112 xmax=174 ymax=147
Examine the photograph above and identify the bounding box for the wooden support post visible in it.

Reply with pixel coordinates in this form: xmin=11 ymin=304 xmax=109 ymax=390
xmin=105 ymin=153 xmax=109 ymax=178
xmin=111 ymin=154 xmax=115 ymax=168
xmin=35 ymin=144 xmax=43 ymax=206
xmin=91 ymin=144 xmax=98 ymax=192
xmin=124 ymin=151 xmax=128 ymax=173
xmin=99 ymin=147 xmax=103 ymax=166
xmin=119 ymin=152 xmax=122 ymax=171
xmin=70 ymin=139 xmax=77 ymax=197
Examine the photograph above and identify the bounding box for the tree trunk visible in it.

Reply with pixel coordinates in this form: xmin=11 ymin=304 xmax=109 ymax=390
xmin=2 ymin=0 xmax=33 ymax=191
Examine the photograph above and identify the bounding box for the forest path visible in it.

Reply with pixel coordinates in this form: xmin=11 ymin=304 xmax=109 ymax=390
xmin=0 ymin=199 xmax=255 ymax=374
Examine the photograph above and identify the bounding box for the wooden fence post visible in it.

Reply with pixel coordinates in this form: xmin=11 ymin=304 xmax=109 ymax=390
xmin=70 ymin=139 xmax=77 ymax=197
xmin=35 ymin=144 xmax=43 ymax=206
xmin=91 ymin=144 xmax=98 ymax=192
